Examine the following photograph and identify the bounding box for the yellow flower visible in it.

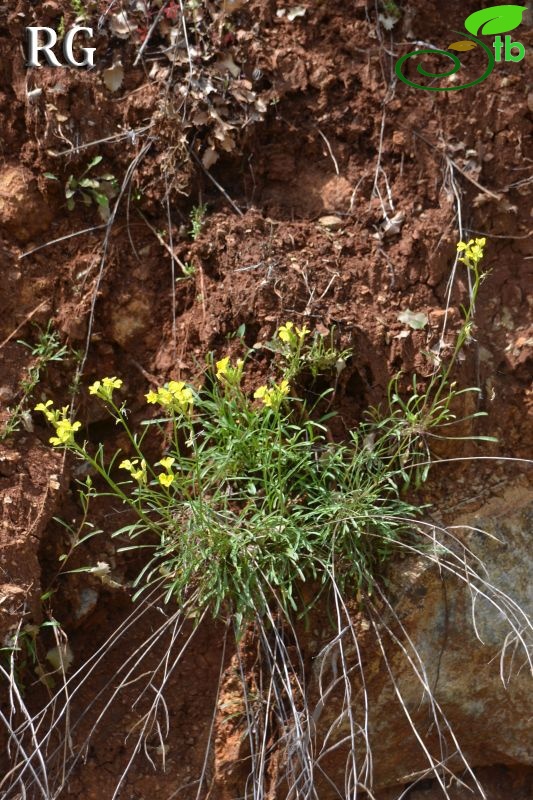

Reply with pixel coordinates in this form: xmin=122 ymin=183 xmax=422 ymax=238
xmin=278 ymin=321 xmax=310 ymax=345
xmin=89 ymin=376 xmax=123 ymax=402
xmin=103 ymin=376 xmax=122 ymax=391
xmin=295 ymin=323 xmax=310 ymax=339
xmin=278 ymin=322 xmax=295 ymax=343
xmin=35 ymin=400 xmax=55 ymax=422
xmin=457 ymin=238 xmax=486 ymax=268
xmin=167 ymin=380 xmax=186 ymax=396
xmin=145 ymin=382 xmax=194 ymax=414
xmin=158 ymin=472 xmax=174 ymax=488
xmin=157 ymin=388 xmax=173 ymax=407
xmin=169 ymin=383 xmax=194 ymax=414
xmin=254 ymin=379 xmax=290 ymax=411
xmin=158 ymin=456 xmax=175 ymax=471
xmin=119 ymin=458 xmax=147 ymax=484
xmin=35 ymin=401 xmax=80 ymax=446
xmin=49 ymin=419 xmax=81 ymax=447
xmin=215 ymin=356 xmax=244 ymax=388
xmin=131 ymin=461 xmax=147 ymax=483
xmin=216 ymin=356 xmax=230 ymax=377
xmin=278 ymin=379 xmax=290 ymax=396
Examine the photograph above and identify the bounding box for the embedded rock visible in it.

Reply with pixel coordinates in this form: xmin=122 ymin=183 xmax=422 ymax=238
xmin=310 ymin=483 xmax=533 ymax=796
xmin=0 ymin=166 xmax=53 ymax=243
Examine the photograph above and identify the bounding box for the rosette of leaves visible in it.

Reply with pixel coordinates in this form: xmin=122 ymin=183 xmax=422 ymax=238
xmin=64 ymin=156 xmax=118 ymax=221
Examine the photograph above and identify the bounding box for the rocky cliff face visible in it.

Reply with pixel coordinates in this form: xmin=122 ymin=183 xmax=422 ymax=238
xmin=1 ymin=0 xmax=531 ymax=797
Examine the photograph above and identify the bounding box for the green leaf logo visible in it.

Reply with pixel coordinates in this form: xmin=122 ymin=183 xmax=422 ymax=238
xmin=464 ymin=5 xmax=527 ymax=37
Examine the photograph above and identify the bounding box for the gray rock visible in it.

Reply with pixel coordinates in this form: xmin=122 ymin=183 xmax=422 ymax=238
xmin=309 ymin=483 xmax=533 ymax=796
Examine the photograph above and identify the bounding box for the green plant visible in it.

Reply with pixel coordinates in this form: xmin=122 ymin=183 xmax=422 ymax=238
xmin=381 ymin=0 xmax=401 ymax=16
xmin=368 ymin=237 xmax=495 ymax=487
xmin=34 ymin=341 xmax=424 ymax=627
xmin=1 ymin=322 xmax=70 ymax=441
xmin=1 ymin=617 xmax=64 ymax=693
xmin=49 ymin=156 xmax=118 ymax=221
xmin=379 ymin=0 xmax=401 ymax=26
xmin=33 ymin=238 xmax=490 ymax=626
xmin=19 ymin=239 xmax=530 ymax=800
xmin=69 ymin=0 xmax=87 ymax=18
xmin=189 ymin=203 xmax=207 ymax=240
xmin=261 ymin=321 xmax=352 ymax=381
xmin=176 ymin=260 xmax=196 ymax=279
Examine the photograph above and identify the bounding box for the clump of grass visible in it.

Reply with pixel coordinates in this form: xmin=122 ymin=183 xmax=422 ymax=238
xmin=36 ymin=327 xmax=410 ymax=628
xmin=31 ymin=242 xmax=493 ymax=631
xmin=34 ymin=288 xmax=490 ymax=630
xmin=6 ymin=239 xmax=530 ymax=799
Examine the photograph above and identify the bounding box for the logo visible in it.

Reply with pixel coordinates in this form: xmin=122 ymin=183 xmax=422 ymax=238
xmin=26 ymin=26 xmax=95 ymax=68
xmin=395 ymin=4 xmax=527 ymax=91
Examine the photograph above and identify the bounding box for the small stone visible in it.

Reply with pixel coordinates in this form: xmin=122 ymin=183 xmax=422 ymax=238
xmin=318 ymin=215 xmax=343 ymax=231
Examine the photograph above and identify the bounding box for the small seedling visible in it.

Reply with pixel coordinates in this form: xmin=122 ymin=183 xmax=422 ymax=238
xmin=227 ymin=323 xmax=247 ymax=341
xmin=379 ymin=0 xmax=401 ymax=29
xmin=189 ymin=203 xmax=207 ymax=240
xmin=380 ymin=0 xmax=401 ymax=18
xmin=1 ymin=322 xmax=70 ymax=441
xmin=177 ymin=261 xmax=196 ymax=279
xmin=69 ymin=0 xmax=88 ymax=18
xmin=60 ymin=156 xmax=118 ymax=221
xmin=1 ymin=618 xmax=63 ymax=693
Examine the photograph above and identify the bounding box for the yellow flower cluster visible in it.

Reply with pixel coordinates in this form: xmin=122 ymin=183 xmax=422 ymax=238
xmin=278 ymin=321 xmax=310 ymax=345
xmin=457 ymin=238 xmax=486 ymax=268
xmin=157 ymin=456 xmax=175 ymax=488
xmin=89 ymin=376 xmax=123 ymax=402
xmin=216 ymin=356 xmax=244 ymax=387
xmin=146 ymin=381 xmax=194 ymax=415
xmin=254 ymin=379 xmax=290 ymax=411
xmin=119 ymin=458 xmax=147 ymax=484
xmin=35 ymin=400 xmax=81 ymax=446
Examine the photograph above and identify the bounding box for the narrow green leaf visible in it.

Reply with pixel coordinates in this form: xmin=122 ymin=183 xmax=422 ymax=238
xmin=87 ymin=155 xmax=103 ymax=169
